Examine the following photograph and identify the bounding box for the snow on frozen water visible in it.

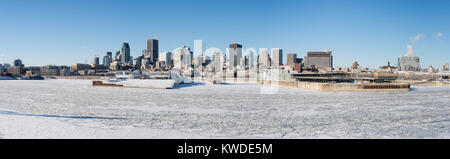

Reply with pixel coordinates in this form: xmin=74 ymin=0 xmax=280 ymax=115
xmin=1 ymin=79 xmax=450 ymax=138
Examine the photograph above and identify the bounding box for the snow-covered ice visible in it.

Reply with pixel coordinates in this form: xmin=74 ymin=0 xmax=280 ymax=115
xmin=1 ymin=79 xmax=450 ymax=139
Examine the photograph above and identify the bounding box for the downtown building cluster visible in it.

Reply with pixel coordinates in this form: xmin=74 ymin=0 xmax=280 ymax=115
xmin=1 ymin=38 xmax=450 ymax=81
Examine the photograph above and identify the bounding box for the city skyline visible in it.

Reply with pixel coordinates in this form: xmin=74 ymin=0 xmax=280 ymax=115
xmin=1 ymin=0 xmax=449 ymax=68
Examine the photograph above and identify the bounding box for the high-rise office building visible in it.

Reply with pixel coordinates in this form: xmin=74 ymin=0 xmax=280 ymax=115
xmin=133 ymin=56 xmax=143 ymax=69
xmin=173 ymin=46 xmax=192 ymax=69
xmin=213 ymin=51 xmax=223 ymax=72
xmin=93 ymin=56 xmax=100 ymax=67
xmin=272 ymin=48 xmax=283 ymax=69
xmin=103 ymin=55 xmax=111 ymax=68
xmin=173 ymin=50 xmax=183 ymax=69
xmin=103 ymin=52 xmax=112 ymax=68
xmin=259 ymin=49 xmax=271 ymax=69
xmin=287 ymin=53 xmax=297 ymax=66
xmin=305 ymin=51 xmax=333 ymax=69
xmin=9 ymin=59 xmax=25 ymax=77
xmin=13 ymin=59 xmax=23 ymax=67
xmin=115 ymin=51 xmax=121 ymax=61
xmin=159 ymin=52 xmax=172 ymax=67
xmin=143 ymin=38 xmax=159 ymax=63
xmin=248 ymin=50 xmax=255 ymax=69
xmin=106 ymin=52 xmax=112 ymax=58
xmin=398 ymin=55 xmax=420 ymax=71
xmin=229 ymin=43 xmax=242 ymax=69
xmin=120 ymin=43 xmax=131 ymax=66
xmin=193 ymin=56 xmax=203 ymax=69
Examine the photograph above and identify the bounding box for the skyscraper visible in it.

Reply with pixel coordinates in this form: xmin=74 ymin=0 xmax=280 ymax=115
xmin=13 ymin=59 xmax=23 ymax=67
xmin=103 ymin=52 xmax=112 ymax=68
xmin=259 ymin=49 xmax=271 ymax=69
xmin=229 ymin=43 xmax=242 ymax=69
xmin=93 ymin=56 xmax=100 ymax=67
xmin=443 ymin=63 xmax=449 ymax=72
xmin=173 ymin=46 xmax=192 ymax=69
xmin=213 ymin=51 xmax=223 ymax=71
xmin=398 ymin=55 xmax=420 ymax=71
xmin=272 ymin=48 xmax=283 ymax=69
xmin=173 ymin=50 xmax=183 ymax=69
xmin=147 ymin=38 xmax=159 ymax=62
xmin=287 ymin=53 xmax=297 ymax=66
xmin=248 ymin=50 xmax=255 ymax=69
xmin=106 ymin=52 xmax=112 ymax=58
xmin=120 ymin=43 xmax=130 ymax=66
xmin=103 ymin=55 xmax=111 ymax=68
xmin=142 ymin=38 xmax=159 ymax=63
xmin=159 ymin=52 xmax=172 ymax=67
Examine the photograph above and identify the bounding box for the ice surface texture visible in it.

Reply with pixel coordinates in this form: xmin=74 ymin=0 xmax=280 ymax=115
xmin=1 ymin=79 xmax=450 ymax=138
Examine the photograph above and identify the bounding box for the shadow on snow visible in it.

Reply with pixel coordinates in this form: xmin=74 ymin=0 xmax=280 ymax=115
xmin=0 ymin=110 xmax=127 ymax=120
xmin=172 ymin=82 xmax=205 ymax=89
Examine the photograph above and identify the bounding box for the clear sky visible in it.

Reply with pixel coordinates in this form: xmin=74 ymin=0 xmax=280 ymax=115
xmin=0 ymin=0 xmax=449 ymax=69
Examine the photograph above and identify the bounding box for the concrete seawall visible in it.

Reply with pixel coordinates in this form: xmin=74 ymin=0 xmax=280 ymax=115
xmin=262 ymin=81 xmax=409 ymax=92
xmin=46 ymin=76 xmax=104 ymax=80
xmin=294 ymin=82 xmax=410 ymax=92
xmin=197 ymin=77 xmax=411 ymax=92
xmin=395 ymin=80 xmax=450 ymax=87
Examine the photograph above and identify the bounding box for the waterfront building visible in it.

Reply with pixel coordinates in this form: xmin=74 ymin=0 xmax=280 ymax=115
xmin=379 ymin=61 xmax=398 ymax=72
xmin=70 ymin=63 xmax=91 ymax=73
xmin=293 ymin=63 xmax=302 ymax=72
xmin=272 ymin=48 xmax=283 ymax=69
xmin=229 ymin=43 xmax=242 ymax=69
xmin=41 ymin=65 xmax=60 ymax=76
xmin=8 ymin=59 xmax=25 ymax=77
xmin=305 ymin=51 xmax=333 ymax=70
xmin=398 ymin=55 xmax=420 ymax=71
xmin=8 ymin=66 xmax=24 ymax=77
xmin=60 ymin=67 xmax=70 ymax=76
xmin=25 ymin=67 xmax=41 ymax=77
xmin=0 ymin=64 xmax=7 ymax=75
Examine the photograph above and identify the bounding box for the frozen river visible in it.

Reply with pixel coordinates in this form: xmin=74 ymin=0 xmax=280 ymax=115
xmin=1 ymin=79 xmax=450 ymax=139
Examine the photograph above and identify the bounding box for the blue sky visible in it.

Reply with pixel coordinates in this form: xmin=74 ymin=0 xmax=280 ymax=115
xmin=0 ymin=0 xmax=449 ymax=69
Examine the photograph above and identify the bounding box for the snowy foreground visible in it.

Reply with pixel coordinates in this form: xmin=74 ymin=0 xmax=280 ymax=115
xmin=1 ymin=79 xmax=450 ymax=139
